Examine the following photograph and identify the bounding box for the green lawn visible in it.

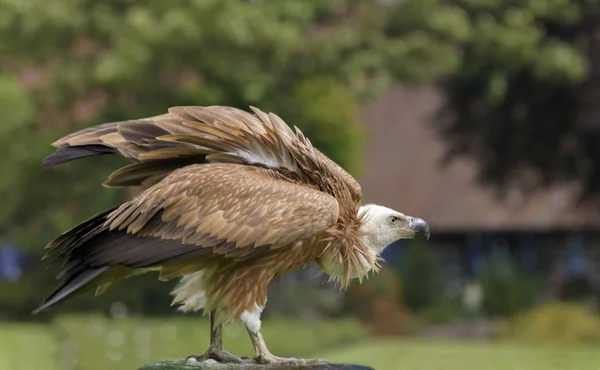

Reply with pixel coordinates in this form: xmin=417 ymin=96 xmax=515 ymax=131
xmin=1 ymin=314 xmax=366 ymax=370
xmin=319 ymin=338 xmax=600 ymax=370
xmin=2 ymin=316 xmax=600 ymax=370
xmin=0 ymin=322 xmax=61 ymax=370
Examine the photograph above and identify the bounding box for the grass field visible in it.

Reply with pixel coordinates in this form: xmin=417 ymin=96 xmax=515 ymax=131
xmin=2 ymin=315 xmax=600 ymax=370
xmin=0 ymin=322 xmax=62 ymax=370
xmin=319 ymin=339 xmax=600 ymax=370
xmin=1 ymin=314 xmax=366 ymax=370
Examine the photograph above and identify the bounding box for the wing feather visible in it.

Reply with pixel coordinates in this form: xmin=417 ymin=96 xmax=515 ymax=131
xmin=44 ymin=163 xmax=340 ymax=273
xmin=44 ymin=105 xmax=361 ymax=205
xmin=138 ymin=164 xmax=339 ymax=251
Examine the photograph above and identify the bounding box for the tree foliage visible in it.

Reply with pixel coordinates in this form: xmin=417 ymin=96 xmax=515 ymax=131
xmin=427 ymin=0 xmax=600 ymax=200
xmin=0 ymin=0 xmax=456 ymax=252
xmin=3 ymin=0 xmax=600 ymax=256
xmin=4 ymin=0 xmax=600 ymax=320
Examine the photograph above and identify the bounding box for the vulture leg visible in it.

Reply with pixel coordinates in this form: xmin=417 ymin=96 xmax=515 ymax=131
xmin=241 ymin=305 xmax=327 ymax=365
xmin=186 ymin=310 xmax=245 ymax=364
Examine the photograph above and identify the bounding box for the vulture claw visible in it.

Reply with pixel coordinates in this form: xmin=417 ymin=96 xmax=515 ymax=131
xmin=254 ymin=353 xmax=328 ymax=366
xmin=186 ymin=347 xmax=246 ymax=364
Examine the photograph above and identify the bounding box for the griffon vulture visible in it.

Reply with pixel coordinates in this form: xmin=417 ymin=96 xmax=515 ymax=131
xmin=32 ymin=105 xmax=430 ymax=365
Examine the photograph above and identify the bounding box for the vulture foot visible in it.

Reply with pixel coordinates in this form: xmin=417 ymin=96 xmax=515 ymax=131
xmin=186 ymin=348 xmax=247 ymax=364
xmin=254 ymin=353 xmax=328 ymax=366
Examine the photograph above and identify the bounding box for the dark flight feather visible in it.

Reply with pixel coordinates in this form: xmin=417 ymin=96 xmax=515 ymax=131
xmin=31 ymin=266 xmax=110 ymax=315
xmin=42 ymin=145 xmax=117 ymax=167
xmin=103 ymin=158 xmax=205 ymax=188
xmin=34 ymin=204 xmax=273 ymax=314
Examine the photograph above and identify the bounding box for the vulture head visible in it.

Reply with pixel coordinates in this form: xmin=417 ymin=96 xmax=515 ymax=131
xmin=358 ymin=204 xmax=430 ymax=253
xmin=317 ymin=204 xmax=430 ymax=280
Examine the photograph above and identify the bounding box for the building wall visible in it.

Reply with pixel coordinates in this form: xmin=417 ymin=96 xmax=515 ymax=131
xmin=358 ymin=82 xmax=600 ymax=230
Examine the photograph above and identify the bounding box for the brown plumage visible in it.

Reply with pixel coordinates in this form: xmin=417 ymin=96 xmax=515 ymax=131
xmin=33 ymin=105 xmax=430 ymax=365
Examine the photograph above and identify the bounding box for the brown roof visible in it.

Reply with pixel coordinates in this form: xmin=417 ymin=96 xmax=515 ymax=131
xmin=359 ymin=83 xmax=599 ymax=231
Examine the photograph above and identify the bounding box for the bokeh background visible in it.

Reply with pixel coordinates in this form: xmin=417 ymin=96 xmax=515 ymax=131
xmin=2 ymin=1 xmax=600 ymax=369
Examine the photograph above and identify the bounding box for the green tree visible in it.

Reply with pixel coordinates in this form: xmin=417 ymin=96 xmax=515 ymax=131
xmin=420 ymin=0 xmax=600 ymax=201
xmin=0 ymin=0 xmax=458 ymax=252
xmin=8 ymin=0 xmax=595 ymax=256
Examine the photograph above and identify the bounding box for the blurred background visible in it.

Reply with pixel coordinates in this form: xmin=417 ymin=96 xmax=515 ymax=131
xmin=2 ymin=0 xmax=600 ymax=369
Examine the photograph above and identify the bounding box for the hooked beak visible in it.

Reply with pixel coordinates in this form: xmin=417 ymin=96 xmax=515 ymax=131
xmin=407 ymin=216 xmax=430 ymax=240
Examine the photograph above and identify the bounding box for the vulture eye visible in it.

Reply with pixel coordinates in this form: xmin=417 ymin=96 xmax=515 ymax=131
xmin=389 ymin=216 xmax=399 ymax=224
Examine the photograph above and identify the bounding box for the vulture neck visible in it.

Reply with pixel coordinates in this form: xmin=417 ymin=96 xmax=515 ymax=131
xmin=315 ymin=204 xmax=383 ymax=285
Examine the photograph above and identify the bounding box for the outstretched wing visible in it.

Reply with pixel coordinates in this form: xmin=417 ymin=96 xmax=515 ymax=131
xmin=43 ymin=105 xmax=363 ymax=205
xmin=43 ymin=106 xmax=303 ymax=188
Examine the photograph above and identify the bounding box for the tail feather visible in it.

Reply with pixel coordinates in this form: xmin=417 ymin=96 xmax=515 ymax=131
xmin=31 ymin=266 xmax=110 ymax=315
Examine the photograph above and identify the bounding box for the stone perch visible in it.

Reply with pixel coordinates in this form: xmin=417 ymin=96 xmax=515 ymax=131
xmin=139 ymin=359 xmax=375 ymax=370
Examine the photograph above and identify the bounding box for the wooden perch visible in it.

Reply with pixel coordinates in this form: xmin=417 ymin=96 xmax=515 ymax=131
xmin=139 ymin=359 xmax=375 ymax=370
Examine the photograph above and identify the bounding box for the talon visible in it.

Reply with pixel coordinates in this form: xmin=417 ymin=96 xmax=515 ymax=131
xmin=187 ymin=348 xmax=244 ymax=364
xmin=255 ymin=354 xmax=328 ymax=365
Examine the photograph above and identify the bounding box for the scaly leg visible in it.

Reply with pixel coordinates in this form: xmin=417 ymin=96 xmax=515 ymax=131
xmin=241 ymin=304 xmax=327 ymax=365
xmin=186 ymin=310 xmax=245 ymax=364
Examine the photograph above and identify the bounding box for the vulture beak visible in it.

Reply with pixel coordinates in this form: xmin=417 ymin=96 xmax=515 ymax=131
xmin=407 ymin=216 xmax=430 ymax=240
